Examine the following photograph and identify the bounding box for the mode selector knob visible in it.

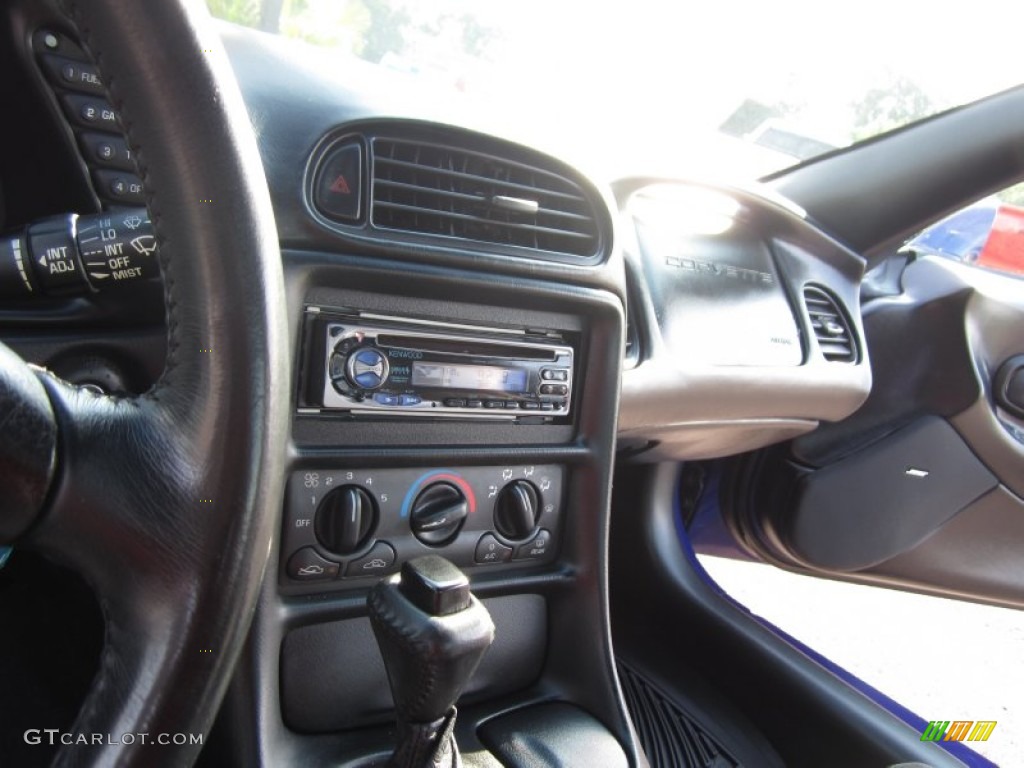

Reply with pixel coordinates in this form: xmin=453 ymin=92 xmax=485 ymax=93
xmin=315 ymin=485 xmax=378 ymax=555
xmin=346 ymin=346 xmax=389 ymax=390
xmin=410 ymin=482 xmax=469 ymax=546
xmin=494 ymin=480 xmax=540 ymax=541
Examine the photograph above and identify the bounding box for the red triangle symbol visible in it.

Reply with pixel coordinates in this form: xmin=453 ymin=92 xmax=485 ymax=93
xmin=329 ymin=175 xmax=351 ymax=194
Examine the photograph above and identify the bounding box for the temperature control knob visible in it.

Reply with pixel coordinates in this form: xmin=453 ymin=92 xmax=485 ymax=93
xmin=410 ymin=482 xmax=469 ymax=546
xmin=345 ymin=347 xmax=389 ymax=390
xmin=315 ymin=485 xmax=378 ymax=555
xmin=494 ymin=480 xmax=540 ymax=541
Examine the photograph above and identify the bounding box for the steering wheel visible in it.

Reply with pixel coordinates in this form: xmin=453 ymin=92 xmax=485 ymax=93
xmin=0 ymin=0 xmax=288 ymax=765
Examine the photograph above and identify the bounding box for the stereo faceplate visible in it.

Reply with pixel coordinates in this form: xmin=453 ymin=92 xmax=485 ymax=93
xmin=308 ymin=312 xmax=575 ymax=421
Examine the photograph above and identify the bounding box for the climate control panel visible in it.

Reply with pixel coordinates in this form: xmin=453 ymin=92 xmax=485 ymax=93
xmin=281 ymin=465 xmax=565 ymax=592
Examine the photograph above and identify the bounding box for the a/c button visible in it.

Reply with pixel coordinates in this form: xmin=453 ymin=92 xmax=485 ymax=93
xmin=475 ymin=534 xmax=513 ymax=565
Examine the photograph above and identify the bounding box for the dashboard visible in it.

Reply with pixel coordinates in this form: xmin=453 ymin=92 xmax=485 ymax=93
xmin=0 ymin=4 xmax=873 ymax=766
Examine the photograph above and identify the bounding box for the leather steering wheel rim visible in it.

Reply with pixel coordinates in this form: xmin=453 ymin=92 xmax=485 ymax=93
xmin=6 ymin=1 xmax=288 ymax=765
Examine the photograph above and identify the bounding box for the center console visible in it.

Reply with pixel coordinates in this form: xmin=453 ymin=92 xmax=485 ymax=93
xmin=214 ymin=247 xmax=637 ymax=766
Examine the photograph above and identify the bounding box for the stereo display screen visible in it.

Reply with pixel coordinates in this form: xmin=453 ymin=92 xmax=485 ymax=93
xmin=411 ymin=362 xmax=529 ymax=393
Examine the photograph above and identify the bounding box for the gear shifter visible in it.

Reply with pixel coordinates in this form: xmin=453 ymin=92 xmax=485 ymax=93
xmin=368 ymin=555 xmax=495 ymax=768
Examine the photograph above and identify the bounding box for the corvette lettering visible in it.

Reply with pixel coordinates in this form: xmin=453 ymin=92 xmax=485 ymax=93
xmin=664 ymin=256 xmax=774 ymax=284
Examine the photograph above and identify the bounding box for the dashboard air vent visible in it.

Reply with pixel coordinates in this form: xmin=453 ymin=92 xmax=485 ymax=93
xmin=803 ymin=286 xmax=855 ymax=362
xmin=370 ymin=137 xmax=600 ymax=259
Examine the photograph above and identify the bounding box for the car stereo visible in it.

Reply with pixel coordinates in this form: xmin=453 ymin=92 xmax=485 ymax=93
xmin=302 ymin=310 xmax=575 ymax=421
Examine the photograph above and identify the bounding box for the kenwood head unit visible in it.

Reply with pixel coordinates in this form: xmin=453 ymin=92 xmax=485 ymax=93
xmin=299 ymin=309 xmax=576 ymax=421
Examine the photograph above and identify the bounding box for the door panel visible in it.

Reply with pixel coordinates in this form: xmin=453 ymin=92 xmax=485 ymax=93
xmin=725 ymin=255 xmax=1024 ymax=607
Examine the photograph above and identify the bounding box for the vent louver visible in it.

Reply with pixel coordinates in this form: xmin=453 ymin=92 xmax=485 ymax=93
xmin=370 ymin=136 xmax=600 ymax=259
xmin=803 ymin=286 xmax=856 ymax=362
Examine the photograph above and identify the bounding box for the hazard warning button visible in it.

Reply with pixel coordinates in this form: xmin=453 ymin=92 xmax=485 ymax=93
xmin=314 ymin=140 xmax=363 ymax=222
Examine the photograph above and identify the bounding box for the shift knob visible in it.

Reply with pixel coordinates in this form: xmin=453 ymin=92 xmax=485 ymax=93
xmin=368 ymin=556 xmax=495 ymax=767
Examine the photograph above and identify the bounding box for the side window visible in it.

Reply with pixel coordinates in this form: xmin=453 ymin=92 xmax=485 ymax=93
xmin=907 ymin=182 xmax=1024 ymax=277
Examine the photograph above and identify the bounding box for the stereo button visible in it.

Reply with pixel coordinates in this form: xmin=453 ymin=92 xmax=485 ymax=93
xmin=483 ymin=400 xmax=505 ymax=409
xmin=444 ymin=398 xmax=467 ymax=407
xmin=373 ymin=393 xmax=399 ymax=405
xmin=346 ymin=347 xmax=389 ymax=391
xmin=355 ymin=372 xmax=382 ymax=388
xmin=541 ymin=368 xmax=569 ymax=382
xmin=399 ymin=395 xmax=422 ymax=406
xmin=329 ymin=353 xmax=347 ymax=379
xmin=539 ymin=384 xmax=568 ymax=396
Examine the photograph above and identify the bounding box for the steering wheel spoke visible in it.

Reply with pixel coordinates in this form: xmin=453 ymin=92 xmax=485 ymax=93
xmin=29 ymin=377 xmax=202 ymax=586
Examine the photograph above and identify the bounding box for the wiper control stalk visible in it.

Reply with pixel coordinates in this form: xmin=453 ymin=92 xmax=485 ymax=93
xmin=0 ymin=207 xmax=158 ymax=299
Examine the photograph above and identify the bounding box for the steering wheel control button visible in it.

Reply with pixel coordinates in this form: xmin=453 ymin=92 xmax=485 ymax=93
xmin=314 ymin=140 xmax=364 ymax=222
xmin=79 ymin=132 xmax=134 ymax=171
xmin=345 ymin=542 xmax=397 ymax=577
xmin=27 ymin=215 xmax=88 ymax=295
xmin=315 ymin=485 xmax=379 ymax=555
xmin=514 ymin=529 xmax=553 ymax=561
xmin=62 ymin=93 xmax=120 ymax=131
xmin=346 ymin=347 xmax=389 ymax=390
xmin=475 ymin=534 xmax=513 ymax=565
xmin=494 ymin=480 xmax=540 ymax=541
xmin=41 ymin=54 xmax=105 ymax=95
xmin=94 ymin=170 xmax=146 ymax=205
xmin=287 ymin=548 xmax=340 ymax=581
xmin=410 ymin=482 xmax=469 ymax=546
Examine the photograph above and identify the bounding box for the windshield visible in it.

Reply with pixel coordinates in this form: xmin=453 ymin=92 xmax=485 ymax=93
xmin=208 ymin=0 xmax=1024 ymax=179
